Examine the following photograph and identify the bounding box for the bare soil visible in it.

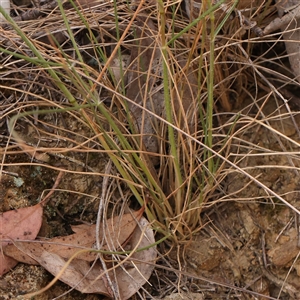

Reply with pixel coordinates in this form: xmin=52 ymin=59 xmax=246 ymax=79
xmin=2 ymin=1 xmax=300 ymax=299
xmin=2 ymin=96 xmax=300 ymax=300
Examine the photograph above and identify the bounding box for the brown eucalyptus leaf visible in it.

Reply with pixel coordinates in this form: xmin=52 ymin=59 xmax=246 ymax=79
xmin=4 ymin=245 xmax=39 ymax=265
xmin=103 ymin=207 xmax=144 ymax=251
xmin=0 ymin=203 xmax=43 ymax=246
xmin=113 ymin=216 xmax=156 ymax=299
xmin=50 ymin=207 xmax=144 ymax=256
xmin=25 ymin=217 xmax=156 ymax=299
xmin=78 ymin=216 xmax=156 ymax=299
xmin=5 ymin=208 xmax=144 ymax=264
xmin=0 ymin=203 xmax=43 ymax=275
xmin=3 ymin=228 xmax=97 ymax=264
xmin=37 ymin=252 xmax=111 ymax=297
xmin=70 ymin=223 xmax=94 ymax=233
xmin=0 ymin=255 xmax=18 ymax=276
xmin=40 ymin=225 xmax=97 ymax=261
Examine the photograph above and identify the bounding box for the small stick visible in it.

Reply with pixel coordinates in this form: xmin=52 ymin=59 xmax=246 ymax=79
xmin=40 ymin=170 xmax=64 ymax=206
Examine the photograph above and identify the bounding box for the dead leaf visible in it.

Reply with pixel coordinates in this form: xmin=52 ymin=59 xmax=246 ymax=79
xmin=125 ymin=17 xmax=164 ymax=164
xmin=0 ymin=203 xmax=43 ymax=275
xmin=0 ymin=255 xmax=18 ymax=275
xmin=0 ymin=203 xmax=43 ymax=246
xmin=36 ymin=253 xmax=112 ymax=296
xmin=23 ymin=217 xmax=156 ymax=299
xmin=4 ymin=208 xmax=144 ymax=263
xmin=103 ymin=206 xmax=144 ymax=251
xmin=111 ymin=216 xmax=157 ymax=299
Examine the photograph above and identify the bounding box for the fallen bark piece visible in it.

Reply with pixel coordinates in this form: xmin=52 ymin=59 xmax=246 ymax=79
xmin=263 ymin=3 xmax=300 ymax=35
xmin=264 ymin=1 xmax=300 ymax=82
xmin=277 ymin=0 xmax=300 ymax=83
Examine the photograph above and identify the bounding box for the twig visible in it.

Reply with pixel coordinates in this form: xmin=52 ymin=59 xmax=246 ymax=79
xmin=40 ymin=170 xmax=64 ymax=205
xmin=0 ymin=170 xmax=19 ymax=177
xmin=95 ymin=160 xmax=119 ymax=299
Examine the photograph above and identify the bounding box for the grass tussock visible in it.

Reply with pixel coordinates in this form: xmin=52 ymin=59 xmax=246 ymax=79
xmin=1 ymin=0 xmax=300 ymax=248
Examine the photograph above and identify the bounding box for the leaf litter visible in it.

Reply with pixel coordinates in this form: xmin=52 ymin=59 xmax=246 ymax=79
xmin=4 ymin=205 xmax=145 ymax=263
xmin=0 ymin=203 xmax=43 ymax=275
xmin=12 ymin=217 xmax=156 ymax=299
xmin=1 ymin=199 xmax=156 ymax=299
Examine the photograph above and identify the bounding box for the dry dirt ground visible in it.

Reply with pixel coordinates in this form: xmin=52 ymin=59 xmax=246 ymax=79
xmin=2 ymin=96 xmax=300 ymax=300
xmin=2 ymin=1 xmax=300 ymax=299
